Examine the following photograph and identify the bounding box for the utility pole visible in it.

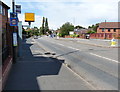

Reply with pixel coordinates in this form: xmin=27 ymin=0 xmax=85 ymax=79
xmin=104 ymin=20 xmax=106 ymax=39
xmin=12 ymin=0 xmax=17 ymax=63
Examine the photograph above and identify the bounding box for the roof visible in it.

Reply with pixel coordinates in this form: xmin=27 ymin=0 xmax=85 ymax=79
xmin=0 ymin=1 xmax=10 ymax=9
xmin=99 ymin=22 xmax=120 ymax=28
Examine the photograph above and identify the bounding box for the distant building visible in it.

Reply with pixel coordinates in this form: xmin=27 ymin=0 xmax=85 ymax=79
xmin=97 ymin=22 xmax=120 ymax=33
xmin=97 ymin=22 xmax=120 ymax=38
xmin=90 ymin=22 xmax=120 ymax=39
xmin=74 ymin=28 xmax=88 ymax=35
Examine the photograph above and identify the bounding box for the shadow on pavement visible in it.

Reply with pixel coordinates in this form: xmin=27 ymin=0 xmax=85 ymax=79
xmin=3 ymin=39 xmax=64 ymax=91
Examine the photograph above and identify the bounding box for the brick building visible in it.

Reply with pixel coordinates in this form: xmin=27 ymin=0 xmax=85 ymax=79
xmin=90 ymin=22 xmax=120 ymax=39
xmin=0 ymin=1 xmax=13 ymax=90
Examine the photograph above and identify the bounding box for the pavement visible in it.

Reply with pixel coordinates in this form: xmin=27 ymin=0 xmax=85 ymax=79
xmin=56 ymin=37 xmax=120 ymax=48
xmin=3 ymin=38 xmax=93 ymax=90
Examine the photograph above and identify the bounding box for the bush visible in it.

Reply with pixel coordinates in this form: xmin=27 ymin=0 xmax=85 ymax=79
xmin=70 ymin=34 xmax=79 ymax=38
xmin=58 ymin=33 xmax=63 ymax=37
xmin=75 ymin=34 xmax=79 ymax=37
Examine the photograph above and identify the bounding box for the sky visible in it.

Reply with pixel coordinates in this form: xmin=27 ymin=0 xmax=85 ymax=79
xmin=2 ymin=0 xmax=119 ymax=30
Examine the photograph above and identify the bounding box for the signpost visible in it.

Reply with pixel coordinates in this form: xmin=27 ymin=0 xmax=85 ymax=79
xmin=10 ymin=0 xmax=20 ymax=63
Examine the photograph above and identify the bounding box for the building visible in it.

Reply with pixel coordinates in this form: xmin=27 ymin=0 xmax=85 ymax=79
xmin=0 ymin=1 xmax=13 ymax=90
xmin=97 ymin=22 xmax=120 ymax=39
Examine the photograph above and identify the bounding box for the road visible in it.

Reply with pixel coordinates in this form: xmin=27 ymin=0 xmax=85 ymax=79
xmin=4 ymin=38 xmax=93 ymax=90
xmin=33 ymin=36 xmax=118 ymax=90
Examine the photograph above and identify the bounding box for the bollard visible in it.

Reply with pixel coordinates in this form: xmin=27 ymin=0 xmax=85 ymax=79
xmin=111 ymin=38 xmax=117 ymax=46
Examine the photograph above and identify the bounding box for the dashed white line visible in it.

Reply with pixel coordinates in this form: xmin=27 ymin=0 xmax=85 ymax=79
xmin=50 ymin=41 xmax=80 ymax=51
xmin=67 ymin=46 xmax=79 ymax=50
xmin=90 ymin=53 xmax=118 ymax=63
xmin=57 ymin=43 xmax=65 ymax=46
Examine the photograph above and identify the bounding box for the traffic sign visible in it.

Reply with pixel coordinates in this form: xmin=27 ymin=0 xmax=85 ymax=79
xmin=10 ymin=12 xmax=18 ymax=18
xmin=16 ymin=5 xmax=21 ymax=14
xmin=13 ymin=32 xmax=18 ymax=46
xmin=10 ymin=18 xmax=18 ymax=26
xmin=25 ymin=13 xmax=35 ymax=22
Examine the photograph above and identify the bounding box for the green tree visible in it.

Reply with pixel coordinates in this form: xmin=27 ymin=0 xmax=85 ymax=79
xmin=40 ymin=17 xmax=45 ymax=34
xmin=88 ymin=23 xmax=99 ymax=32
xmin=59 ymin=22 xmax=74 ymax=37
xmin=33 ymin=27 xmax=39 ymax=36
xmin=44 ymin=18 xmax=49 ymax=34
xmin=75 ymin=25 xmax=85 ymax=29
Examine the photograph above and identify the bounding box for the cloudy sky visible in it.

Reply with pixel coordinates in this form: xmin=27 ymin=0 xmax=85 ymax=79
xmin=2 ymin=0 xmax=119 ymax=30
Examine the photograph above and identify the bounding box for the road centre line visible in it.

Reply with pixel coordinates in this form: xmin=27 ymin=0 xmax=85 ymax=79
xmin=90 ymin=53 xmax=118 ymax=63
xmin=36 ymin=39 xmax=118 ymax=64
xmin=67 ymin=46 xmax=80 ymax=50
xmin=48 ymin=40 xmax=80 ymax=51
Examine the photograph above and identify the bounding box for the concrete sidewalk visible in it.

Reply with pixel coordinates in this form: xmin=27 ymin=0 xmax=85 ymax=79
xmin=3 ymin=38 xmax=92 ymax=90
xmin=57 ymin=38 xmax=120 ymax=48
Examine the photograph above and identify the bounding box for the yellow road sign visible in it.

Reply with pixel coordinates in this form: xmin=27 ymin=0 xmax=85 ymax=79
xmin=25 ymin=13 xmax=35 ymax=22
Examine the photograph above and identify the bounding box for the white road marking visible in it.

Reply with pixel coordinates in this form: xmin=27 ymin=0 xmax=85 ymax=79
xmin=57 ymin=43 xmax=65 ymax=46
xmin=49 ymin=41 xmax=80 ymax=51
xmin=68 ymin=46 xmax=80 ymax=50
xmin=90 ymin=53 xmax=118 ymax=63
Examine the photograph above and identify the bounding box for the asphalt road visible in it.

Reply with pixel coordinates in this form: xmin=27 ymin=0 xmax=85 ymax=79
xmin=4 ymin=38 xmax=93 ymax=90
xmin=33 ymin=36 xmax=119 ymax=90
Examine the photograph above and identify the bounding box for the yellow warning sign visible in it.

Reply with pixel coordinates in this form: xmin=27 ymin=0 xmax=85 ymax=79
xmin=25 ymin=13 xmax=35 ymax=22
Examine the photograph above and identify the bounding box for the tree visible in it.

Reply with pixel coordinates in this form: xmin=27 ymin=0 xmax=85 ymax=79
xmin=88 ymin=23 xmax=99 ymax=33
xmin=75 ymin=25 xmax=85 ymax=29
xmin=59 ymin=22 xmax=74 ymax=37
xmin=40 ymin=17 xmax=45 ymax=34
xmin=33 ymin=27 xmax=39 ymax=36
xmin=44 ymin=18 xmax=49 ymax=34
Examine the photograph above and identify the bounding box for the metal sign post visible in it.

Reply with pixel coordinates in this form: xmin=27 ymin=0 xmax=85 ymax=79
xmin=11 ymin=0 xmax=18 ymax=63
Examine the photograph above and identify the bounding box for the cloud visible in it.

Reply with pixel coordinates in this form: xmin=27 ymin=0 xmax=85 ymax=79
xmin=2 ymin=0 xmax=119 ymax=30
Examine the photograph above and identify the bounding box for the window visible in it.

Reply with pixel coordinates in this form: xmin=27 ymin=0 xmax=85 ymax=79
xmin=114 ymin=29 xmax=116 ymax=32
xmin=102 ymin=29 xmax=104 ymax=32
xmin=0 ymin=6 xmax=1 ymax=14
xmin=2 ymin=7 xmax=5 ymax=15
xmin=108 ymin=29 xmax=110 ymax=32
